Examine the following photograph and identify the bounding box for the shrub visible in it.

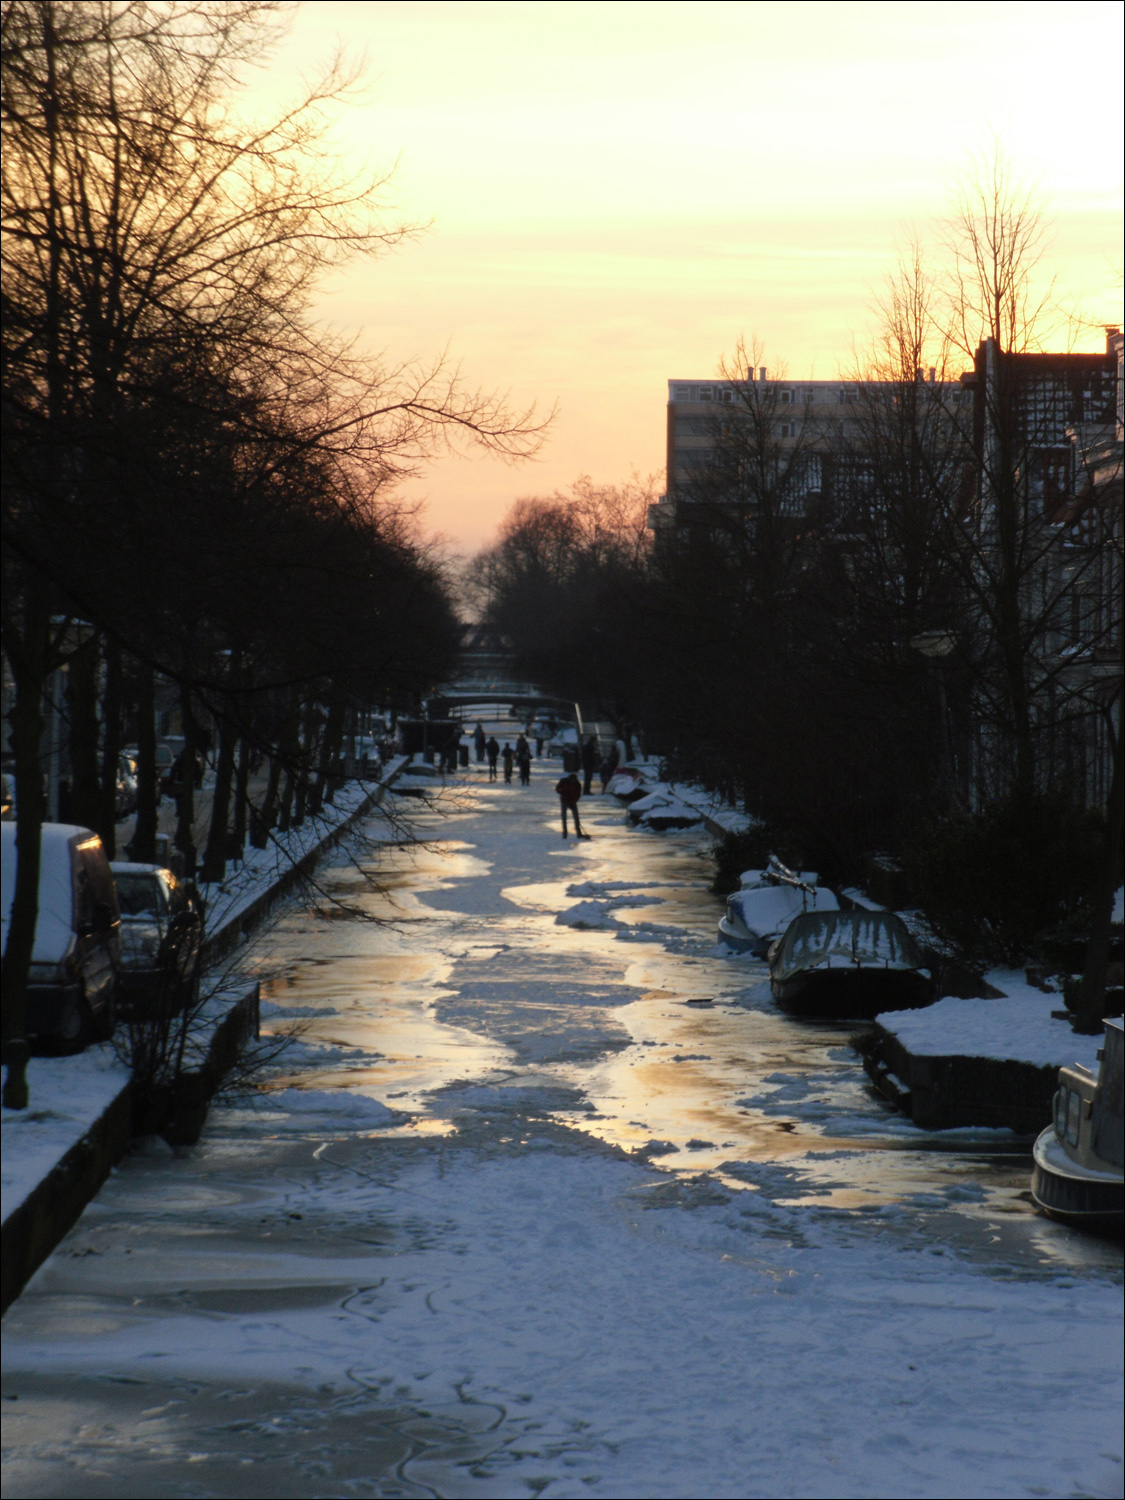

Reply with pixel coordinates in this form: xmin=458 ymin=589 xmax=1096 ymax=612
xmin=905 ymin=789 xmax=1104 ymax=966
xmin=711 ymin=824 xmax=804 ymax=895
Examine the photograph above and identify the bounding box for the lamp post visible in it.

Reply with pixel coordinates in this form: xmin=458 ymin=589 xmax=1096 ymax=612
xmin=910 ymin=631 xmax=958 ymax=806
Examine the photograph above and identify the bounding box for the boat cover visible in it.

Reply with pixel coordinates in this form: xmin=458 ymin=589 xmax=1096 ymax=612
xmin=727 ymin=883 xmax=838 ymax=941
xmin=771 ymin=909 xmax=923 ymax=981
xmin=642 ymin=800 xmax=701 ymax=827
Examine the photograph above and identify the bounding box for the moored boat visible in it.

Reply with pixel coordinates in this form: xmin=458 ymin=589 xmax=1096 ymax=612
xmin=718 ymin=858 xmax=838 ymax=957
xmin=769 ymin=909 xmax=935 ymax=1018
xmin=1031 ymin=1017 xmax=1123 ymax=1230
xmin=626 ymin=789 xmax=702 ymax=830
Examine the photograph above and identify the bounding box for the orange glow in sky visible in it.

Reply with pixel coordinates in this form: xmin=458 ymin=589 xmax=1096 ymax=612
xmin=263 ymin=1 xmax=1123 ymax=549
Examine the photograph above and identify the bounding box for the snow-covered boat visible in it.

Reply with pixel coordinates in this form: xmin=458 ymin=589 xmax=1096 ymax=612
xmin=625 ymin=788 xmax=702 ymax=830
xmin=1031 ymin=1017 xmax=1123 ymax=1230
xmin=607 ymin=767 xmax=652 ymax=802
xmin=768 ymin=909 xmax=935 ymax=1018
xmin=718 ymin=859 xmax=838 ymax=957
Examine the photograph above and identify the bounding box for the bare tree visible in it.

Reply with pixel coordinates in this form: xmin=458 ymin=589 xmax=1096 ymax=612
xmin=474 ymin=475 xmax=656 ymax=735
xmin=1 ymin=0 xmax=545 ymax=1107
xmin=936 ymin=146 xmax=1119 ymax=799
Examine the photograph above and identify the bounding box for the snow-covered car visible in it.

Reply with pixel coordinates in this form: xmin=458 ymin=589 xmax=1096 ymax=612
xmin=110 ymin=862 xmax=203 ymax=1015
xmin=0 ymin=822 xmax=120 ymax=1050
xmin=718 ymin=860 xmax=839 ymax=957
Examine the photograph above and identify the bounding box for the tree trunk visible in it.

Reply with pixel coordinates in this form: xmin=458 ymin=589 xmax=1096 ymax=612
xmin=1 ymin=584 xmax=51 ymax=1109
xmin=66 ymin=631 xmax=102 ymax=830
xmin=200 ymin=702 xmax=237 ymax=883
xmin=231 ymin=734 xmax=250 ymax=858
xmin=98 ymin=639 xmax=123 ymax=855
xmin=174 ymin=687 xmax=198 ymax=877
xmin=310 ymin=696 xmax=345 ymax=815
xmin=252 ymin=752 xmax=283 ymax=848
xmin=277 ymin=766 xmax=296 ymax=833
xmin=292 ymin=698 xmax=315 ymax=828
xmin=131 ymin=666 xmax=159 ymax=863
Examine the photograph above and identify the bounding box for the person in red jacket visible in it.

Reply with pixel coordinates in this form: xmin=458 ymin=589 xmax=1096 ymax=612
xmin=554 ymin=771 xmax=589 ymax=839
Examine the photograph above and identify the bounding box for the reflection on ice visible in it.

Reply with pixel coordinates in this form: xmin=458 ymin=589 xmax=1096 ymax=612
xmin=3 ymin=765 xmax=1122 ymax=1500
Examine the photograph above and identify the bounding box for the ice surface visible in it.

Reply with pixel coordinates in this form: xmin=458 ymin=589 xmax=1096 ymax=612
xmin=556 ymin=894 xmax=664 ymax=929
xmin=4 ymin=767 xmax=1122 ymax=1500
xmin=5 ymin=1144 xmax=1121 ymax=1500
xmin=238 ymin=1087 xmax=399 ymax=1129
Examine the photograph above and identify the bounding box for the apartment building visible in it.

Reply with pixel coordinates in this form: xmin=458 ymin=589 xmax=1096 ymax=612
xmin=650 ymin=337 xmax=1121 ymax=809
xmin=965 ymin=331 xmax=1122 ymax=804
xmin=649 ymin=368 xmax=965 ymax=535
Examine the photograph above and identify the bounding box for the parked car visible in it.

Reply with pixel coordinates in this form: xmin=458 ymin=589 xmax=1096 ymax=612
xmin=115 ymin=752 xmax=139 ymax=820
xmin=0 ymin=822 xmax=120 ymax=1051
xmin=109 ymin=862 xmax=204 ymax=1016
xmin=121 ymin=743 xmax=176 ymax=805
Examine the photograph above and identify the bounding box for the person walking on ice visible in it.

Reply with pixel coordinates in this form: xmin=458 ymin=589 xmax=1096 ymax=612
xmin=516 ymin=734 xmax=532 ymax=786
xmin=555 ymin=771 xmax=589 ymax=839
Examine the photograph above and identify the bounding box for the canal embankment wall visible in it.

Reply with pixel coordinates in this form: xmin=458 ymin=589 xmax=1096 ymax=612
xmin=0 ymin=760 xmax=407 ymax=1315
xmin=856 ymin=985 xmax=1103 ymax=1134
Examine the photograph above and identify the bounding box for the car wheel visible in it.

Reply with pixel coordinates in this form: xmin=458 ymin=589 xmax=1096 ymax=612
xmin=57 ymin=992 xmax=94 ymax=1054
xmin=91 ymin=985 xmax=118 ymax=1043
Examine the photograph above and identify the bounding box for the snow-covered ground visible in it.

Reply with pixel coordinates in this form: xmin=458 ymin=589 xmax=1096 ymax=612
xmin=1 ymin=1051 xmax=129 ymax=1224
xmin=2 ymin=758 xmax=1121 ymax=1500
xmin=877 ymin=975 xmax=1108 ymax=1071
xmin=197 ymin=757 xmax=408 ymax=946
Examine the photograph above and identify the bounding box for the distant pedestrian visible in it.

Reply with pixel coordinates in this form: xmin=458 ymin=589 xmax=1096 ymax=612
xmin=501 ymin=742 xmax=515 ymax=784
xmin=473 ymin=722 xmax=486 ymax=762
xmin=516 ymin=735 xmax=532 ymax=785
xmin=535 ymin=730 xmax=544 ymax=757
xmin=486 ymin=736 xmax=500 ymax=781
xmin=599 ymin=756 xmax=613 ymax=794
xmin=555 ymin=771 xmax=588 ymax=839
xmin=581 ymin=735 xmax=598 ymax=796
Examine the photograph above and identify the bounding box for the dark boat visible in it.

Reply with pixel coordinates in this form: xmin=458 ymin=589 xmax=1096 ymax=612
xmin=1031 ymin=1017 xmax=1123 ymax=1231
xmin=768 ymin=909 xmax=935 ymax=1018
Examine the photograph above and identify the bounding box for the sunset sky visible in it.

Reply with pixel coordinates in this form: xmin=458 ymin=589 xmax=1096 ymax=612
xmin=264 ymin=1 xmax=1124 ymax=550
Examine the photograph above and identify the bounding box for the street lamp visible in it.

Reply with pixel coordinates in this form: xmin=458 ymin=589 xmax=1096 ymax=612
xmin=910 ymin=630 xmax=959 ymax=802
xmin=909 ymin=629 xmax=957 ymax=658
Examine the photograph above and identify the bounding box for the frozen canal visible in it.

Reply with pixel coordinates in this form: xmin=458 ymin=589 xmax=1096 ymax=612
xmin=2 ymin=764 xmax=1122 ymax=1499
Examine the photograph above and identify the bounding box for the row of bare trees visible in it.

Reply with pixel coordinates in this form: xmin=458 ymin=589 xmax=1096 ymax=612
xmin=1 ymin=0 xmax=544 ymax=1104
xmin=475 ymin=155 xmax=1122 ymax=1008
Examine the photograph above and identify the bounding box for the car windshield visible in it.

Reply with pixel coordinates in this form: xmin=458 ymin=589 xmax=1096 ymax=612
xmin=114 ymin=872 xmax=163 ymax=916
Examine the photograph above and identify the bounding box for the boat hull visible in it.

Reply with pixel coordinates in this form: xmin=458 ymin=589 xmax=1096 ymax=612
xmin=1031 ymin=1127 xmax=1124 ymax=1229
xmin=771 ymin=966 xmax=935 ymax=1019
xmin=717 ymin=916 xmax=770 ymax=957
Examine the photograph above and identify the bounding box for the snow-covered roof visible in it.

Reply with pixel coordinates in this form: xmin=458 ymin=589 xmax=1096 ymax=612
xmin=0 ymin=822 xmax=102 ymax=962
